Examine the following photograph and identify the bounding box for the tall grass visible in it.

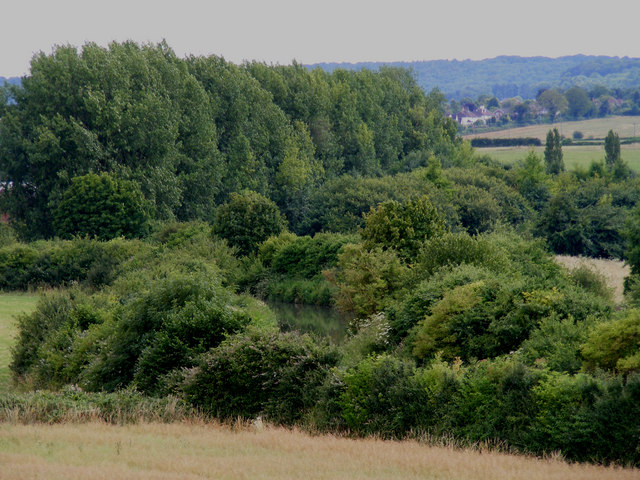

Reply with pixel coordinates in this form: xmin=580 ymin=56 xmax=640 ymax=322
xmin=0 ymin=421 xmax=637 ymax=480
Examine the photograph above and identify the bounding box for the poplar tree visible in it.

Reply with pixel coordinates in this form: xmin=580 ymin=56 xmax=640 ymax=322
xmin=544 ymin=128 xmax=564 ymax=174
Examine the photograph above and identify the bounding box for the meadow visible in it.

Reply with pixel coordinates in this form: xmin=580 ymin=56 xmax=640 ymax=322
xmin=464 ymin=116 xmax=640 ymax=141
xmin=475 ymin=143 xmax=640 ymax=171
xmin=1 ymin=421 xmax=639 ymax=480
xmin=0 ymin=293 xmax=39 ymax=392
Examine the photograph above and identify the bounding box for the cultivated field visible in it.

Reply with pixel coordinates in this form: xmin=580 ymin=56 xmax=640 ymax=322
xmin=1 ymin=422 xmax=639 ymax=480
xmin=0 ymin=293 xmax=39 ymax=392
xmin=476 ymin=143 xmax=640 ymax=171
xmin=464 ymin=116 xmax=640 ymax=141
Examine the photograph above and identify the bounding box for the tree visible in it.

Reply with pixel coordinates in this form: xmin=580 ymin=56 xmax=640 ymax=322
xmin=565 ymin=86 xmax=593 ymax=119
xmin=212 ymin=190 xmax=287 ymax=255
xmin=52 ymin=172 xmax=150 ymax=240
xmin=544 ymin=128 xmax=564 ymax=174
xmin=514 ymin=150 xmax=550 ymax=210
xmin=537 ymin=89 xmax=568 ymax=120
xmin=605 ymin=129 xmax=621 ymax=167
xmin=361 ymin=195 xmax=446 ymax=260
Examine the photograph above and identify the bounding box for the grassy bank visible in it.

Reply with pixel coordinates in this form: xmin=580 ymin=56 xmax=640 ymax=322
xmin=1 ymin=421 xmax=638 ymax=480
xmin=0 ymin=293 xmax=39 ymax=392
xmin=475 ymin=144 xmax=640 ymax=171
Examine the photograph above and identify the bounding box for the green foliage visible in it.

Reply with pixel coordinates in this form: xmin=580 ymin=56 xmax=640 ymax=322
xmin=581 ymin=310 xmax=640 ymax=375
xmin=537 ymin=179 xmax=627 ymax=258
xmin=604 ymin=129 xmax=621 ymax=167
xmin=213 ymin=190 xmax=286 ymax=256
xmin=361 ymin=195 xmax=445 ymax=260
xmin=544 ymin=128 xmax=564 ymax=174
xmin=519 ymin=315 xmax=594 ymax=373
xmin=331 ymin=243 xmax=409 ymax=318
xmin=338 ymin=355 xmax=430 ymax=437
xmin=513 ymin=150 xmax=550 ymax=211
xmin=81 ymin=274 xmax=251 ymax=393
xmin=53 ymin=172 xmax=151 ymax=240
xmin=0 ymin=237 xmax=149 ymax=290
xmin=181 ymin=328 xmax=339 ymax=425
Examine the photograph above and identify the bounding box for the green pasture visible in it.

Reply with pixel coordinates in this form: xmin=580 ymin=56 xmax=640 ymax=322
xmin=0 ymin=293 xmax=39 ymax=392
xmin=477 ymin=143 xmax=640 ymax=171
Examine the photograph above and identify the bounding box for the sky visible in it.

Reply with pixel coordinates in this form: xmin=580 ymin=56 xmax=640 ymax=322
xmin=2 ymin=0 xmax=639 ymax=77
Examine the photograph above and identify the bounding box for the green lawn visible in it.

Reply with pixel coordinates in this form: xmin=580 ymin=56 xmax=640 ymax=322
xmin=0 ymin=293 xmax=39 ymax=392
xmin=476 ymin=143 xmax=640 ymax=171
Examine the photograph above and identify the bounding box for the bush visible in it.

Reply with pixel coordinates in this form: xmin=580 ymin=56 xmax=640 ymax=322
xmin=330 ymin=243 xmax=409 ymax=318
xmin=581 ymin=309 xmax=640 ymax=375
xmin=53 ymin=172 xmax=151 ymax=240
xmin=337 ymin=355 xmax=430 ymax=437
xmin=181 ymin=329 xmax=339 ymax=425
xmin=361 ymin=195 xmax=446 ymax=260
xmin=213 ymin=190 xmax=286 ymax=255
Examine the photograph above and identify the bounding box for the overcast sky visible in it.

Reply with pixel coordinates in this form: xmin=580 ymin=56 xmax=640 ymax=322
xmin=2 ymin=0 xmax=639 ymax=76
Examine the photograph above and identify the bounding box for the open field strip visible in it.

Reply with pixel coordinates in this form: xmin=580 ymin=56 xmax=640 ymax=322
xmin=555 ymin=255 xmax=630 ymax=304
xmin=1 ymin=422 xmax=638 ymax=480
xmin=475 ymin=143 xmax=640 ymax=171
xmin=0 ymin=293 xmax=39 ymax=392
xmin=464 ymin=116 xmax=640 ymax=141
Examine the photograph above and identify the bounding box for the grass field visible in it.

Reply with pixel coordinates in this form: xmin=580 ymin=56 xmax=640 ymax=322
xmin=1 ymin=422 xmax=638 ymax=480
xmin=0 ymin=293 xmax=39 ymax=392
xmin=475 ymin=143 xmax=640 ymax=171
xmin=464 ymin=116 xmax=640 ymax=141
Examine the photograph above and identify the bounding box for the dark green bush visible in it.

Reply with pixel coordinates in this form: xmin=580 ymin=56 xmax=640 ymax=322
xmin=213 ymin=190 xmax=286 ymax=255
xmin=337 ymin=355 xmax=431 ymax=437
xmin=53 ymin=172 xmax=151 ymax=240
xmin=181 ymin=328 xmax=339 ymax=425
xmin=81 ymin=274 xmax=251 ymax=393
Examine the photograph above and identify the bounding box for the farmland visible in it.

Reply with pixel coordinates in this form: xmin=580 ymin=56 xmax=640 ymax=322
xmin=474 ymin=143 xmax=640 ymax=170
xmin=464 ymin=116 xmax=640 ymax=141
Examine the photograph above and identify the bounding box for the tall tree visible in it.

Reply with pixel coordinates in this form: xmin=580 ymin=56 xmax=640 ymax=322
xmin=544 ymin=128 xmax=564 ymax=174
xmin=605 ymin=129 xmax=621 ymax=167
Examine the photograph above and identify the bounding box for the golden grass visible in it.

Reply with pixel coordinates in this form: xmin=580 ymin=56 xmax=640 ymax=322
xmin=0 ymin=421 xmax=638 ymax=480
xmin=464 ymin=116 xmax=640 ymax=141
xmin=555 ymin=255 xmax=630 ymax=304
xmin=0 ymin=293 xmax=39 ymax=392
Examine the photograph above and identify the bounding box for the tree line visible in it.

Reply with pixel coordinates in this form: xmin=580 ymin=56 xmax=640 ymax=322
xmin=0 ymin=41 xmax=461 ymax=240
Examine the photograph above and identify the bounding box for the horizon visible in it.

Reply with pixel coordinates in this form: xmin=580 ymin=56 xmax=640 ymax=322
xmin=3 ymin=0 xmax=639 ymax=77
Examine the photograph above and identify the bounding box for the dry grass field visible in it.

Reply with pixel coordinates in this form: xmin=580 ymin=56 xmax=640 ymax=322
xmin=555 ymin=255 xmax=630 ymax=304
xmin=1 ymin=421 xmax=639 ymax=480
xmin=464 ymin=116 xmax=640 ymax=141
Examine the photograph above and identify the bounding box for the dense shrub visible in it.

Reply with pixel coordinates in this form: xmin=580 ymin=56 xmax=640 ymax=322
xmin=331 ymin=243 xmax=409 ymax=318
xmin=0 ymin=238 xmax=149 ymax=290
xmin=181 ymin=328 xmax=339 ymax=424
xmin=213 ymin=190 xmax=286 ymax=255
xmin=581 ymin=309 xmax=640 ymax=375
xmin=80 ymin=274 xmax=253 ymax=393
xmin=471 ymin=137 xmax=541 ymax=147
xmin=337 ymin=355 xmax=431 ymax=437
xmin=53 ymin=172 xmax=151 ymax=240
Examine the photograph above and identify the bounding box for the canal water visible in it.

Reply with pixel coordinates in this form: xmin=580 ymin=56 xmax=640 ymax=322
xmin=266 ymin=301 xmax=351 ymax=344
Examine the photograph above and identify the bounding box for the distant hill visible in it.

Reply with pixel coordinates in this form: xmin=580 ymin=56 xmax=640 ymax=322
xmin=311 ymin=55 xmax=640 ymax=100
xmin=0 ymin=76 xmax=21 ymax=87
